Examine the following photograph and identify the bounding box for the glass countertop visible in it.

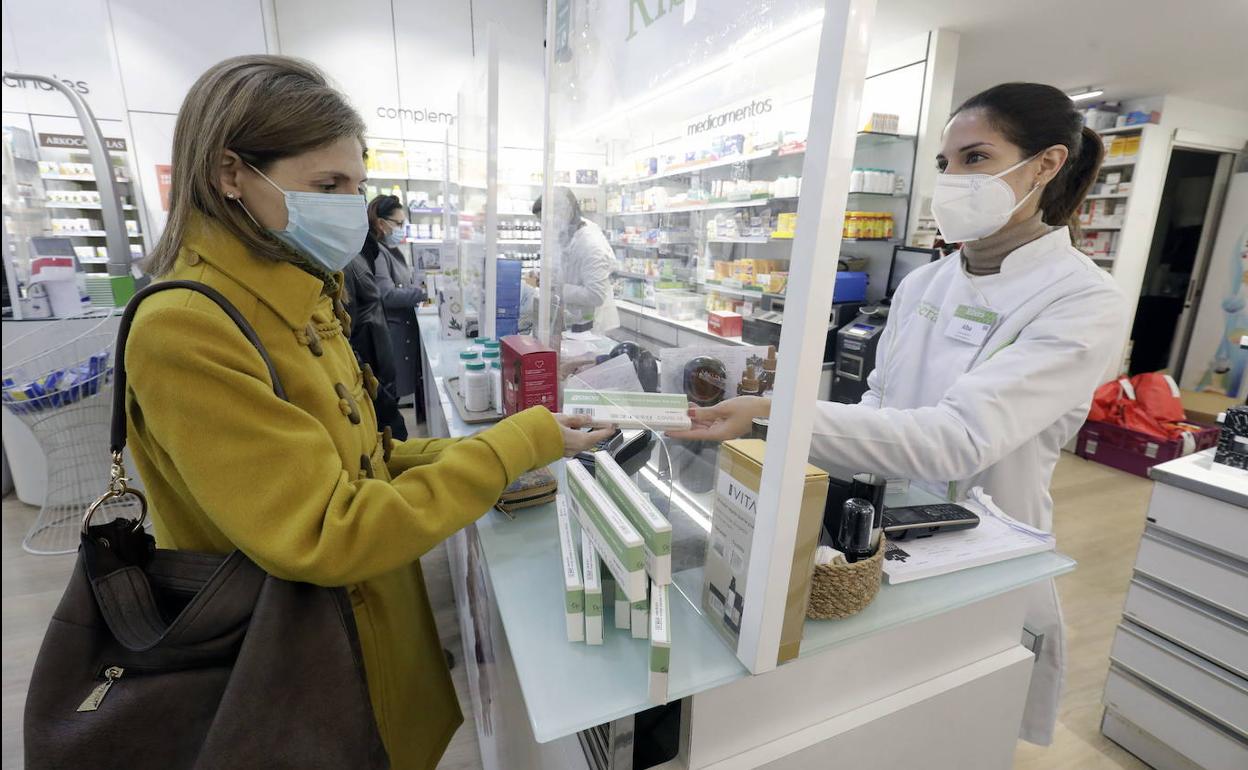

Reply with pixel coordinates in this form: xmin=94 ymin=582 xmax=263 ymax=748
xmin=418 ymin=314 xmax=1075 ymax=743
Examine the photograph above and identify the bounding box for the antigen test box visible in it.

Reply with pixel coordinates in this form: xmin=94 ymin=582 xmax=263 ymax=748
xmin=563 ymin=389 xmax=692 ymax=431
xmin=556 ymin=496 xmax=584 ymax=643
xmin=581 ymin=530 xmax=604 ymax=645
xmin=594 ymin=452 xmax=673 ymax=585
xmin=649 ymin=580 xmax=670 ymax=704
xmin=565 ymin=460 xmax=648 ymax=602
xmin=631 ymin=594 xmax=649 ymax=640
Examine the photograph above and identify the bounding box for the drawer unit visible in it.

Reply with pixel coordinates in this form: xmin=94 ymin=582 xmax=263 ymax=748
xmin=1109 ymin=622 xmax=1248 ymax=738
xmin=1123 ymin=577 xmax=1248 ymax=678
xmin=1103 ymin=666 xmax=1248 ymax=770
xmin=1145 ymin=481 xmax=1248 ymax=561
xmin=1135 ymin=528 xmax=1248 ymax=621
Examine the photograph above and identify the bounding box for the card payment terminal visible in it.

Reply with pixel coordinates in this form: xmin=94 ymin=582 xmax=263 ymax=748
xmin=831 ymin=306 xmax=888 ymax=403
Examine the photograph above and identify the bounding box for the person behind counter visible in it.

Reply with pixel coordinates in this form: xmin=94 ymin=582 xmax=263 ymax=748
xmin=668 ymin=82 xmax=1128 ymax=747
xmin=342 ymin=215 xmax=406 ymax=440
xmin=362 ymin=194 xmax=428 ymax=423
xmin=532 ymin=186 xmax=619 ymax=332
xmin=121 ymin=54 xmax=614 ymax=769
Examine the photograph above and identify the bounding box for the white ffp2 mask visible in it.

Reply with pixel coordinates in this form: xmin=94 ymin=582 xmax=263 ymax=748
xmin=931 ymin=153 xmax=1041 ymax=242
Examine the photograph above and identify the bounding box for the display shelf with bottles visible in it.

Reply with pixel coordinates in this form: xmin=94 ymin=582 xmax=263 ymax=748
xmin=1075 ymin=127 xmax=1151 ymax=270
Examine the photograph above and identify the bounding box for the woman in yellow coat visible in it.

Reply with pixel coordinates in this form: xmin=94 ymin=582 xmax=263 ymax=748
xmin=130 ymin=55 xmax=611 ymax=769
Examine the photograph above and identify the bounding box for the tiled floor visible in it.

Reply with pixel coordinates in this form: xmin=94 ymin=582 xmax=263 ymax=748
xmin=3 ymin=449 xmax=1153 ymax=769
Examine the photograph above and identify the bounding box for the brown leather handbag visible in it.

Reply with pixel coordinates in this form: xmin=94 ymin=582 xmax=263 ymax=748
xmin=23 ymin=281 xmax=389 ymax=769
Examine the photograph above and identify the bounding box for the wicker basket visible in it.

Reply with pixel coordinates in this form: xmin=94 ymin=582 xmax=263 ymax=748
xmin=805 ymin=539 xmax=885 ymax=620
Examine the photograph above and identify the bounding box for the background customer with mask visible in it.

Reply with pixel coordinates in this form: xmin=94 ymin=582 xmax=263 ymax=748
xmin=669 ymin=82 xmax=1127 ymax=747
xmin=363 ymin=194 xmax=426 ymax=422
xmin=343 ymin=231 xmax=406 ymax=440
xmin=532 ymin=186 xmax=619 ymax=332
xmin=126 ymin=55 xmax=613 ymax=769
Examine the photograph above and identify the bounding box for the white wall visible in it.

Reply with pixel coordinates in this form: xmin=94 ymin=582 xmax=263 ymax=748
xmin=2 ymin=0 xmax=545 ymax=243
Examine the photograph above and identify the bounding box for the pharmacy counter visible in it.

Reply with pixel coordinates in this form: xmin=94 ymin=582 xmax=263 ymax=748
xmin=416 ymin=313 xmax=1075 ymax=769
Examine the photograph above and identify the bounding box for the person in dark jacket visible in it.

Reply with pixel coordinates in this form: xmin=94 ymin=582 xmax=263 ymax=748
xmin=363 ymin=195 xmax=427 ymax=422
xmin=342 ymin=250 xmax=407 ymax=440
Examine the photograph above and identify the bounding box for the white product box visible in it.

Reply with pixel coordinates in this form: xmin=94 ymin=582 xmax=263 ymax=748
xmin=594 ymin=452 xmax=673 ymax=585
xmin=556 ymin=496 xmax=584 ymax=643
xmin=631 ymin=593 xmax=649 ymax=640
xmin=649 ymin=580 xmax=670 ymax=704
xmin=563 ymin=389 xmax=692 ymax=431
xmin=582 ymin=530 xmax=604 ymax=645
xmin=613 ymin=579 xmax=631 ymax=630
xmin=565 ymin=460 xmax=648 ymax=602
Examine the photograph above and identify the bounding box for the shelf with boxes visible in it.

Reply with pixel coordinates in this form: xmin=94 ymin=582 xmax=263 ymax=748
xmin=1076 ymin=128 xmax=1147 ymax=268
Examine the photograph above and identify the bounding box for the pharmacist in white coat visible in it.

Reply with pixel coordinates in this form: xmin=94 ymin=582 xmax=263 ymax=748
xmin=670 ymin=82 xmax=1128 ymax=745
xmin=533 ymin=187 xmax=620 ymax=332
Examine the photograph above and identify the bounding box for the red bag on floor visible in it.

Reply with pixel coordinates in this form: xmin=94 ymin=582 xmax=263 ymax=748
xmin=1130 ymin=372 xmax=1186 ymax=423
xmin=1089 ymin=379 xmax=1127 ymax=423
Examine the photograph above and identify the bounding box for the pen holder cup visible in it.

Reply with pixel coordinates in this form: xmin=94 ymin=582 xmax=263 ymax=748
xmin=805 ymin=539 xmax=885 ymax=620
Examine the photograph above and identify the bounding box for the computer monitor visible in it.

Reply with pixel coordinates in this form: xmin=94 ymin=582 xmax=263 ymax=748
xmin=886 ymin=245 xmax=939 ymax=298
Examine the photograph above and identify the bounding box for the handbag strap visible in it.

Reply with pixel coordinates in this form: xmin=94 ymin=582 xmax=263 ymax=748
xmin=110 ymin=280 xmax=288 ymax=454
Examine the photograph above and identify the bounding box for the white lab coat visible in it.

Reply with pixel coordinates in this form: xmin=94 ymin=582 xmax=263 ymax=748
xmin=809 ymin=227 xmax=1128 ymax=744
xmin=560 ymin=219 xmax=620 ymax=331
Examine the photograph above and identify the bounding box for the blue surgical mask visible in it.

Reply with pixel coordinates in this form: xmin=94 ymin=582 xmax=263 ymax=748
xmin=242 ymin=163 xmax=368 ymax=273
xmin=383 ymin=226 xmax=405 ymax=248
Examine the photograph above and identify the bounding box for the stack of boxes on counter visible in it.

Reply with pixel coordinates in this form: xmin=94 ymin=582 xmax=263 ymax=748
xmin=559 ymin=454 xmax=674 ymax=704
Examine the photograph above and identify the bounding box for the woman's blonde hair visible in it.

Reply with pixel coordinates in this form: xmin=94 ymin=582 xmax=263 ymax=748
xmin=147 ymin=55 xmax=366 ymax=276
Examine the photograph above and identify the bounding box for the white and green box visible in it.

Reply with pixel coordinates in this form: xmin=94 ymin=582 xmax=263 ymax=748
xmin=594 ymin=452 xmax=673 ymax=585
xmin=649 ymin=580 xmax=670 ymax=704
xmin=556 ymin=495 xmax=584 ymax=643
xmin=565 ymin=460 xmax=647 ymax=601
xmin=631 ymin=594 xmax=649 ymax=640
xmin=581 ymin=529 xmax=604 ymax=645
xmin=563 ymin=389 xmax=692 ymax=431
xmin=611 ymin=578 xmax=631 ymax=630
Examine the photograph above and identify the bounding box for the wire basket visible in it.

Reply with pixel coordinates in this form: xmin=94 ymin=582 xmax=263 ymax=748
xmin=2 ymin=311 xmax=141 ymax=554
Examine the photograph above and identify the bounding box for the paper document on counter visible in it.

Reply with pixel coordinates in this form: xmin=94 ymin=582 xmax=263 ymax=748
xmin=881 ymin=488 xmax=1055 ymax=584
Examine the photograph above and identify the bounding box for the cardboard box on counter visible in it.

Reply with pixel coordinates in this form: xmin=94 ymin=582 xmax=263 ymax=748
xmin=701 ymin=439 xmax=829 ymax=664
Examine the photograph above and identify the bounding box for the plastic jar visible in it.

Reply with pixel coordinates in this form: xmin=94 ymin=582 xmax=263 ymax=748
xmin=884 ymin=214 xmax=894 ymax=239
xmin=850 ymin=168 xmax=864 ymax=193
xmin=490 ymin=361 xmax=503 ymax=411
xmin=458 ymin=350 xmax=480 ymax=396
xmin=844 ymin=212 xmax=858 ymax=239
xmin=464 ymin=362 xmax=490 ymax=411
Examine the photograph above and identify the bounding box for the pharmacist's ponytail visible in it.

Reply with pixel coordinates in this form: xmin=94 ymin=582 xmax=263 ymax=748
xmin=954 ymin=83 xmax=1103 ymax=238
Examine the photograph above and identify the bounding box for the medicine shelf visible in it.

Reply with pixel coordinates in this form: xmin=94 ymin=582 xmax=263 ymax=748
xmin=403 ymin=238 xmax=450 ymax=245
xmin=51 ymin=231 xmax=143 ymax=238
xmin=847 ymin=191 xmax=907 ymax=198
xmin=607 ymin=198 xmax=773 ymax=217
xmin=367 ymin=173 xmax=445 ymax=183
xmin=607 ymin=149 xmax=779 ymax=186
xmin=610 ymin=241 xmax=695 ymax=250
xmin=1085 ymin=193 xmax=1130 ymax=200
xmin=1083 ymin=225 xmax=1123 ymax=231
xmin=45 ymin=203 xmax=136 ymax=210
xmin=497 ymin=239 xmax=542 ymax=245
xmin=41 ymin=174 xmax=131 ymax=183
xmin=406 ymin=207 xmax=443 ymax=215
xmin=616 ymin=298 xmax=747 ymax=346
xmin=1097 ymin=124 xmax=1148 ymax=135
xmin=707 ymin=237 xmax=775 ymax=245
xmin=700 ymin=282 xmax=766 ymax=300
xmin=1100 ymin=157 xmax=1138 ymax=168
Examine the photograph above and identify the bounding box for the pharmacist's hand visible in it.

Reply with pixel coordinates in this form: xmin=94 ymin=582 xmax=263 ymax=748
xmin=555 ymin=413 xmax=616 ymax=457
xmin=666 ymin=396 xmax=771 ymax=442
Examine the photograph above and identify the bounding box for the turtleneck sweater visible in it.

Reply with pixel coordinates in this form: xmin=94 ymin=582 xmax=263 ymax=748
xmin=961 ymin=210 xmax=1052 ymax=276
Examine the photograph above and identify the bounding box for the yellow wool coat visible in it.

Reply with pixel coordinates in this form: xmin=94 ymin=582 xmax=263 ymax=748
xmin=124 ymin=218 xmax=564 ymax=769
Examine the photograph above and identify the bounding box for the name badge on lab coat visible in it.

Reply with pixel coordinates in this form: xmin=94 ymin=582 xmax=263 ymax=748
xmin=944 ymin=304 xmax=999 ymax=345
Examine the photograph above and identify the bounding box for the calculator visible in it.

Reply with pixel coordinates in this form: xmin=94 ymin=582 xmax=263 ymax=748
xmin=881 ymin=503 xmax=980 ymax=540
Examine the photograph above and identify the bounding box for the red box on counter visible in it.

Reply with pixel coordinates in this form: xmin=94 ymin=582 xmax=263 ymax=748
xmin=1075 ymin=420 xmax=1220 ymax=478
xmin=501 ymin=335 xmax=559 ymax=415
xmin=707 ymin=311 xmax=743 ymax=338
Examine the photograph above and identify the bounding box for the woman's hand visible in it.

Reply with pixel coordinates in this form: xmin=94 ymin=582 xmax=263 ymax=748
xmin=665 ymin=396 xmax=771 ymax=442
xmin=554 ymin=413 xmax=617 ymax=457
